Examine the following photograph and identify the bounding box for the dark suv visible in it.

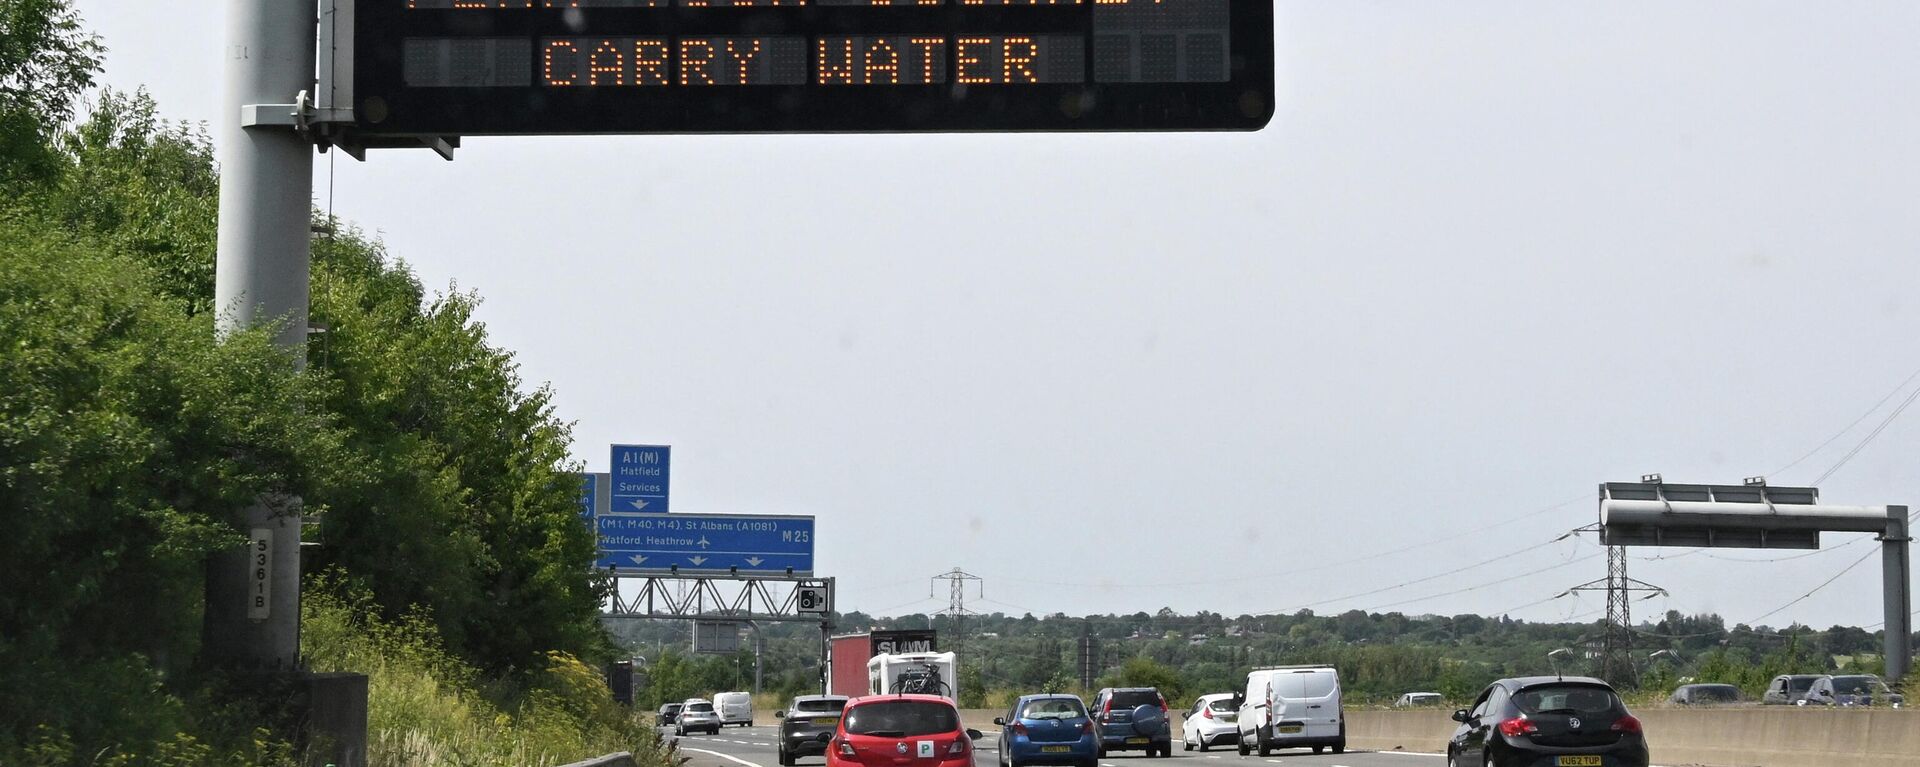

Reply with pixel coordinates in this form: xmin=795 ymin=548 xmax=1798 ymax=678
xmin=1447 ymin=677 xmax=1648 ymax=767
xmin=776 ymin=694 xmax=849 ymax=766
xmin=1089 ymin=688 xmax=1171 ymax=758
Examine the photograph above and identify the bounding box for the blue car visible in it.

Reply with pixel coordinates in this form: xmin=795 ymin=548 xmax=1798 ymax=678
xmin=995 ymin=695 xmax=1098 ymax=767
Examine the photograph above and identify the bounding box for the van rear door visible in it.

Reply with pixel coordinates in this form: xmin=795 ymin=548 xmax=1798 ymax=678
xmin=1274 ymin=669 xmax=1340 ymax=742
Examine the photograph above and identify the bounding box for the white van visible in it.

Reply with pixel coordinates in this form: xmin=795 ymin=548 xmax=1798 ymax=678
xmin=1236 ymin=666 xmax=1344 ymax=756
xmin=714 ymin=691 xmax=753 ymax=727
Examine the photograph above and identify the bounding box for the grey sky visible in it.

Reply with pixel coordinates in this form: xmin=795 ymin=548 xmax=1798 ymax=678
xmin=74 ymin=0 xmax=1920 ymax=628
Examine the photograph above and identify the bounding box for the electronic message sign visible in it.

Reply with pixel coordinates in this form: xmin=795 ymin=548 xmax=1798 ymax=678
xmin=343 ymin=0 xmax=1274 ymax=134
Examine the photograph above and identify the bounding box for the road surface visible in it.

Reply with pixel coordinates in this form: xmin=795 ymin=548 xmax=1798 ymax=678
xmin=659 ymin=726 xmax=1446 ymax=767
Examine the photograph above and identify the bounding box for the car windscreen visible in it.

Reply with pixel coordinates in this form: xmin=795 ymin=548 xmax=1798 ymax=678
xmin=664 ymin=704 xmax=683 ymax=713
xmin=1513 ymin=685 xmax=1619 ymax=715
xmin=1690 ymin=686 xmax=1739 ymax=702
xmin=1789 ymin=677 xmax=1817 ymax=692
xmin=1020 ymin=699 xmax=1087 ymax=720
xmin=687 ymin=703 xmax=715 ymax=712
xmin=1110 ymin=691 xmax=1162 ymax=709
xmin=1206 ymin=698 xmax=1237 ymax=712
xmin=797 ymin=699 xmax=847 ymax=714
xmin=1831 ymin=676 xmax=1887 ymax=693
xmin=844 ymin=701 xmax=960 ymax=737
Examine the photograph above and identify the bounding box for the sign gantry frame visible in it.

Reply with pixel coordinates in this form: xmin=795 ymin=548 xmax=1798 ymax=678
xmin=607 ymin=572 xmax=836 ymax=623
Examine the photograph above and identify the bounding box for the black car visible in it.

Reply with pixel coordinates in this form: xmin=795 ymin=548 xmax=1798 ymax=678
xmin=1447 ymin=676 xmax=1648 ymax=767
xmin=1089 ymin=687 xmax=1172 ymax=758
xmin=658 ymin=702 xmax=685 ymax=728
xmin=1804 ymin=674 xmax=1904 ymax=707
xmin=776 ymin=694 xmax=849 ymax=766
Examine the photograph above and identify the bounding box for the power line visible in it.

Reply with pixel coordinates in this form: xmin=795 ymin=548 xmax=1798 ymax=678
xmin=1256 ymin=528 xmax=1585 ymax=615
xmin=1632 ymin=536 xmax=1872 ymax=564
xmin=1812 ymin=383 xmax=1920 ymax=485
xmin=1769 ymin=363 xmax=1920 ymax=478
xmin=1490 ymin=592 xmax=1569 ymax=616
xmin=1352 ymin=552 xmax=1604 ymax=613
xmin=1746 ymin=545 xmax=1882 ymax=626
xmin=855 ymin=596 xmax=943 ymax=616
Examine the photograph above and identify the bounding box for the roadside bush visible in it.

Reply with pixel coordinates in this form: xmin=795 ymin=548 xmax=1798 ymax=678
xmin=303 ymin=578 xmax=665 ymax=767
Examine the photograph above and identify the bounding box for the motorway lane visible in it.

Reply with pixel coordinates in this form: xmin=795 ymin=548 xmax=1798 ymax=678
xmin=658 ymin=726 xmax=1448 ymax=767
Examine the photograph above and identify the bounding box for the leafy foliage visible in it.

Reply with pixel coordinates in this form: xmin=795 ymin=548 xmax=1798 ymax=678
xmin=303 ymin=579 xmax=660 ymax=767
xmin=2 ymin=2 xmax=629 ymax=762
xmin=302 ymin=223 xmax=612 ymax=674
xmin=0 ymin=197 xmax=342 ymax=764
xmin=51 ymin=89 xmax=220 ymax=312
xmin=634 ymin=648 xmax=762 ymax=711
xmin=0 ymin=0 xmax=100 ymax=185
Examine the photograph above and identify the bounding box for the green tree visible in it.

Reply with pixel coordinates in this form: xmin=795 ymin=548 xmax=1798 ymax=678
xmin=300 ymin=231 xmax=612 ymax=672
xmin=959 ymin=666 xmax=987 ymax=708
xmin=0 ymin=0 xmax=101 ymax=186
xmin=1101 ymin=657 xmax=1185 ymax=702
xmin=51 ymin=89 xmax=219 ymax=312
xmin=0 ymin=211 xmax=348 ymax=758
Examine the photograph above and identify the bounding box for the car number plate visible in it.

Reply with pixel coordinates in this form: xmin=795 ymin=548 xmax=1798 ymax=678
xmin=1555 ymin=758 xmax=1603 ymax=767
xmin=1125 ymin=738 xmax=1149 ymax=745
xmin=813 ymin=718 xmax=839 ymax=726
xmin=1042 ymin=746 xmax=1073 ymax=753
xmin=1277 ymin=725 xmax=1303 ymax=734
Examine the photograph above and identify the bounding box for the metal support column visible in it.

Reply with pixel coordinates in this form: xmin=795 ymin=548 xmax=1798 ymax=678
xmin=1884 ymin=506 xmax=1912 ymax=684
xmin=746 ymin=621 xmax=764 ymax=695
xmin=204 ymin=0 xmax=316 ymax=670
xmin=820 ymin=622 xmax=833 ymax=696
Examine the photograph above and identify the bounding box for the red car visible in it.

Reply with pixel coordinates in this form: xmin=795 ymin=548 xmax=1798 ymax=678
xmin=823 ymin=695 xmax=983 ymax=767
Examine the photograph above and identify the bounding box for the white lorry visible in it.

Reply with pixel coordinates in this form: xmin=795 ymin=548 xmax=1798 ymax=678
xmin=1236 ymin=665 xmax=1345 ymax=756
xmin=866 ymin=651 xmax=958 ymax=701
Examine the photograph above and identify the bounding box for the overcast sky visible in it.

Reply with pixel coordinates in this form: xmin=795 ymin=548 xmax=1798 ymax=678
xmin=73 ymin=0 xmax=1920 ymax=630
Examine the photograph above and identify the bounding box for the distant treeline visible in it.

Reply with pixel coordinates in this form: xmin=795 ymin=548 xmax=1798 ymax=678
xmin=610 ymin=607 xmax=1906 ymax=706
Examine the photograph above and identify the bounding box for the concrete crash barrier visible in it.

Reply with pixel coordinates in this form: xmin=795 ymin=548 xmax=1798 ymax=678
xmin=557 ymin=752 xmax=639 ymax=767
xmin=1344 ymin=708 xmax=1920 ymax=767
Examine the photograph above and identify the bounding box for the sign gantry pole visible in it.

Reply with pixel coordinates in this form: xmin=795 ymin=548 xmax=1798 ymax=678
xmin=206 ymin=0 xmax=317 ymax=671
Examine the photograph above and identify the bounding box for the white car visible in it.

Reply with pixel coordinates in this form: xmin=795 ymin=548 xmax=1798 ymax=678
xmin=677 ymin=698 xmax=722 ymax=736
xmin=1181 ymin=693 xmax=1240 ymax=752
xmin=1393 ymin=692 xmax=1443 ymax=708
xmin=715 ymin=691 xmax=754 ymax=727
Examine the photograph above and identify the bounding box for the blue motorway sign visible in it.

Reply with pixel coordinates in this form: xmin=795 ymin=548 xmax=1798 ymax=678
xmin=597 ymin=513 xmax=815 ymax=574
xmin=577 ymin=473 xmax=597 ymax=523
xmin=610 ymin=444 xmax=670 ymax=513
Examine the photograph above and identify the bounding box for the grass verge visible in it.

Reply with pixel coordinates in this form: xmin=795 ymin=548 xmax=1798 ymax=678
xmin=303 ymin=583 xmax=667 ymax=767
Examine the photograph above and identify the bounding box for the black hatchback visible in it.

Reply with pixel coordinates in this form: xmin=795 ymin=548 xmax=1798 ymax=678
xmin=1447 ymin=677 xmax=1648 ymax=767
xmin=776 ymin=694 xmax=849 ymax=766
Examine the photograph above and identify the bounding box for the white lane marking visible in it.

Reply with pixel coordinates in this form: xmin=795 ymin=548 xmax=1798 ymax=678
xmin=1206 ymin=757 xmax=1222 ymax=760
xmin=682 ymin=747 xmax=770 ymax=767
xmin=1373 ymin=753 xmax=1445 ymax=758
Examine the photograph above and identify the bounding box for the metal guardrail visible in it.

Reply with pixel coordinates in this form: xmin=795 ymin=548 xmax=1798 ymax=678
xmin=557 ymin=752 xmax=638 ymax=767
